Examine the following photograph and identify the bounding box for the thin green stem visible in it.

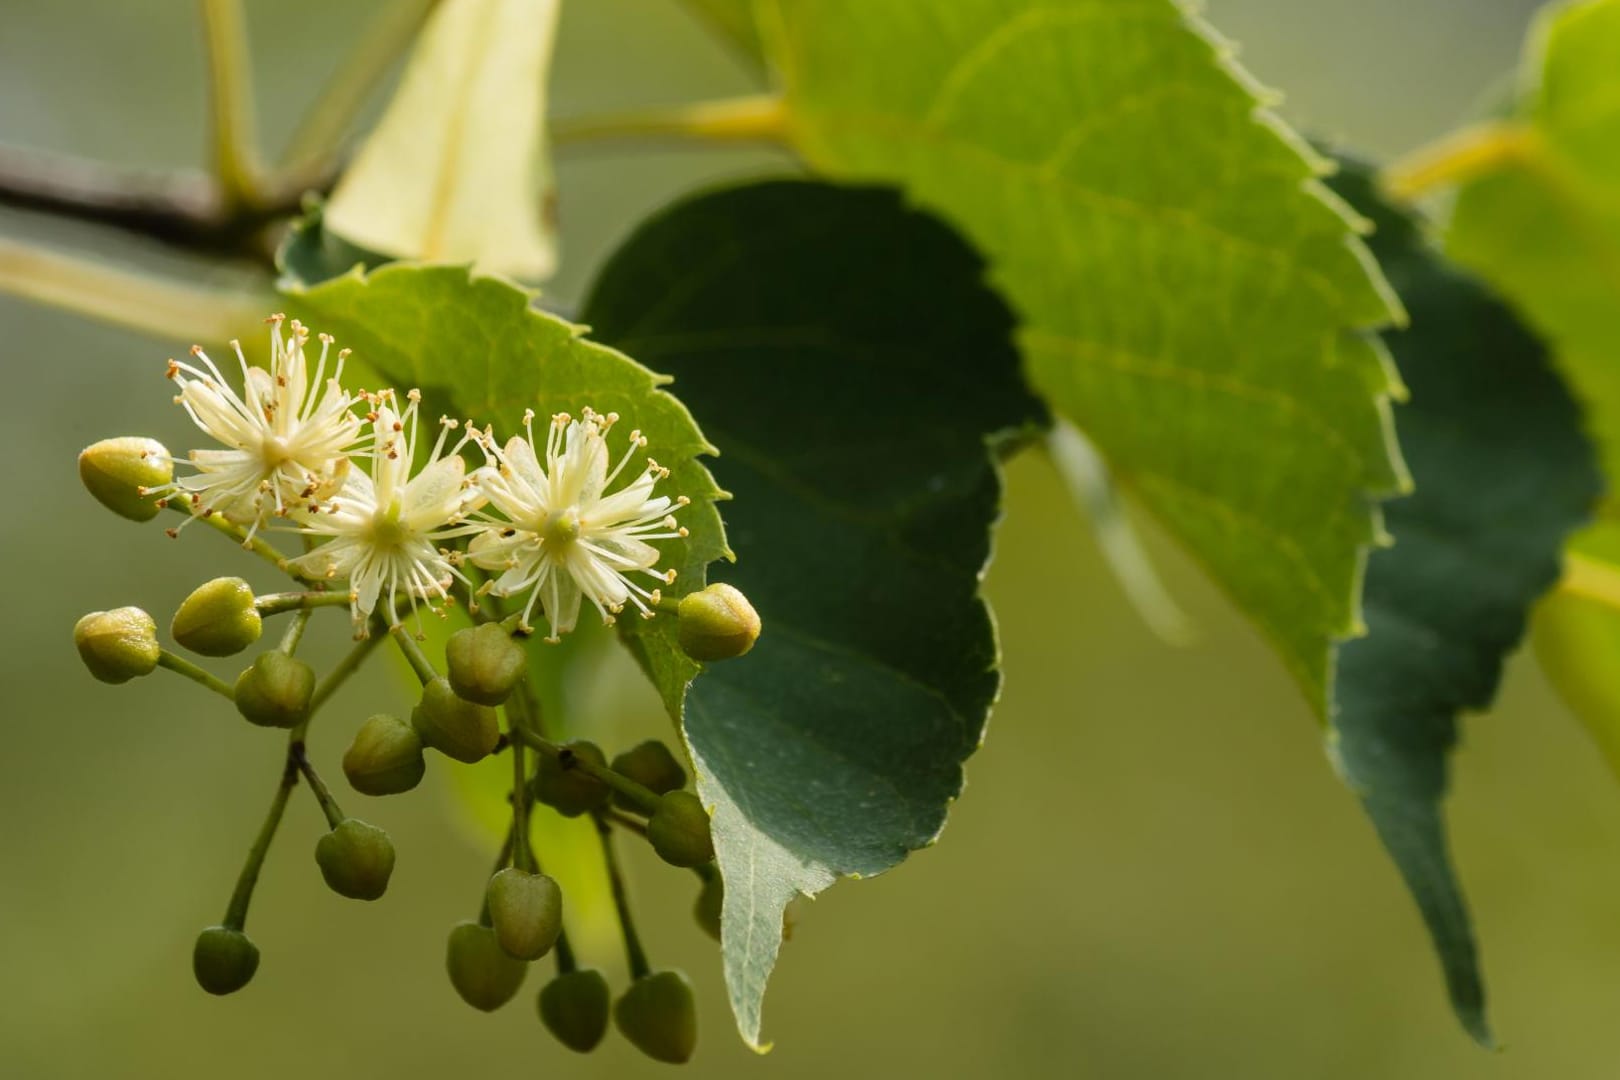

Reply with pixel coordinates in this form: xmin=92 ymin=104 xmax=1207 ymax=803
xmin=278 ymin=0 xmax=441 ymax=173
xmin=224 ymin=754 xmax=298 ymax=929
xmin=505 ymin=677 xmax=546 ymax=740
xmin=255 ymin=591 xmax=352 ymax=616
xmin=510 ymin=729 xmax=663 ymax=815
xmin=604 ymin=808 xmax=649 ymax=838
xmin=596 ymin=814 xmax=650 ymax=980
xmin=388 ymin=622 xmax=438 ymax=685
xmin=156 ymin=650 xmax=235 ymax=700
xmin=1381 ymin=120 xmax=1532 ymax=202
xmin=292 ymin=743 xmax=345 ymax=829
xmin=0 ymin=235 xmax=268 ymax=343
xmin=278 ymin=608 xmax=313 ymax=656
xmin=511 ymin=739 xmax=534 ymax=873
xmin=162 ymin=499 xmax=304 ymax=579
xmin=200 ymin=0 xmax=261 ymax=209
xmin=478 ymin=823 xmax=518 ymax=926
xmin=1046 ymin=421 xmax=1195 ymax=646
xmin=551 ymin=94 xmax=789 ymax=149
xmin=310 ymin=629 xmax=385 ymax=712
xmin=552 ymin=926 xmax=577 ymax=974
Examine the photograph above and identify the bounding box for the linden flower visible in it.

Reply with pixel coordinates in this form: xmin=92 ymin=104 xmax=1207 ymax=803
xmin=288 ymin=390 xmax=479 ymax=634
xmin=163 ymin=314 xmax=364 ymax=536
xmin=468 ymin=408 xmax=689 ymax=642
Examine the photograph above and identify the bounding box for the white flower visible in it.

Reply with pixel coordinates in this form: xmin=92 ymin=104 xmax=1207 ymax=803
xmin=288 ymin=390 xmax=479 ymax=634
xmin=163 ymin=314 xmax=364 ymax=536
xmin=468 ymin=408 xmax=689 ymax=642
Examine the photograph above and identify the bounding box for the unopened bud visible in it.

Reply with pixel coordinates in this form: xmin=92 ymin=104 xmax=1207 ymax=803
xmin=610 ymin=740 xmax=687 ymax=810
xmin=486 ymin=868 xmax=562 ymax=961
xmin=74 ymin=607 xmax=161 ymax=684
xmin=532 ymin=741 xmax=610 ymax=817
xmin=172 ymin=577 xmax=262 ymax=656
xmin=314 ymin=818 xmax=396 ymax=901
xmin=342 ymin=714 xmax=426 ymax=796
xmin=233 ymin=651 xmax=315 ymax=728
xmin=446 ymin=921 xmax=528 ymax=1012
xmin=677 ymin=583 xmax=760 ymax=662
xmin=615 ymin=970 xmax=698 ymax=1064
xmin=445 ymin=623 xmax=527 ymax=705
xmin=647 ymin=790 xmax=713 ymax=868
xmin=694 ymin=873 xmax=723 ymax=942
xmin=538 ymin=968 xmax=612 ymax=1053
xmin=192 ymin=926 xmax=259 ymax=995
xmin=78 ymin=437 xmax=171 ymax=522
xmin=411 ymin=677 xmax=499 ymax=763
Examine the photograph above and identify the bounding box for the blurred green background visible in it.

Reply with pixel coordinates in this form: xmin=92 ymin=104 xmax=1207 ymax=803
xmin=5 ymin=1 xmax=1618 ymax=1077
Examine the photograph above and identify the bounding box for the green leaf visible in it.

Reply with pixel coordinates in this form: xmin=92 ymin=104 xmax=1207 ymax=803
xmin=1325 ymin=161 xmax=1600 ymax=1046
xmin=751 ymin=0 xmax=1408 ymax=717
xmin=1422 ymin=0 xmax=1620 ymax=787
xmin=581 ymin=179 xmax=1046 ymax=1048
xmin=1535 ymin=524 xmax=1620 ymax=777
xmin=680 ymin=0 xmax=764 ymax=60
xmin=323 ymin=0 xmax=561 ymax=280
xmin=278 ymin=263 xmax=729 ymax=683
xmin=276 ymin=201 xmax=391 ymax=289
xmin=1443 ymin=0 xmax=1620 ymax=513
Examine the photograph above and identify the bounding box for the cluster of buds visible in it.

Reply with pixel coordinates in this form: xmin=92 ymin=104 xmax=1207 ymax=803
xmin=72 ymin=317 xmax=760 ymax=1064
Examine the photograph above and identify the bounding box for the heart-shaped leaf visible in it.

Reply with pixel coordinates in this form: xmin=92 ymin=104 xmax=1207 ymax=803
xmin=582 ymin=179 xmax=1045 ymax=1047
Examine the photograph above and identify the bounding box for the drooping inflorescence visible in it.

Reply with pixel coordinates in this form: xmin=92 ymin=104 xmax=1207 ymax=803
xmin=70 ymin=317 xmax=762 ymax=1065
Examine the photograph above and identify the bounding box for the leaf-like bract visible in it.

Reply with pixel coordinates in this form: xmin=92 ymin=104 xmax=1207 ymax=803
xmin=324 ymin=0 xmax=561 ymax=280
xmin=751 ymin=0 xmax=1408 ymax=714
xmin=1328 ymin=161 xmax=1599 ymax=1046
xmin=583 ymin=180 xmax=1045 ymax=1048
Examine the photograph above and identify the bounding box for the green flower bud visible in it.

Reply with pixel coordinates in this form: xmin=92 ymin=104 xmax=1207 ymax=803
xmin=411 ymin=677 xmax=499 ymax=763
xmin=445 ymin=623 xmax=528 ymax=706
xmin=233 ymin=651 xmax=316 ymax=728
xmin=538 ymin=968 xmax=611 ymax=1053
xmin=532 ymin=741 xmax=610 ymax=817
xmin=647 ymin=790 xmax=714 ymax=868
xmin=172 ymin=577 xmax=262 ymax=657
xmin=74 ymin=607 xmax=160 ymax=684
xmin=486 ymin=867 xmax=562 ymax=961
xmin=615 ymin=970 xmax=698 ymax=1064
xmin=610 ymin=740 xmax=687 ymax=810
xmin=314 ymin=818 xmax=396 ymax=901
xmin=342 ymin=714 xmax=426 ymax=796
xmin=694 ymin=873 xmax=723 ymax=943
xmin=677 ymin=583 xmax=760 ymax=662
xmin=446 ymin=920 xmax=528 ymax=1012
xmin=192 ymin=926 xmax=259 ymax=995
xmin=78 ymin=437 xmax=171 ymax=522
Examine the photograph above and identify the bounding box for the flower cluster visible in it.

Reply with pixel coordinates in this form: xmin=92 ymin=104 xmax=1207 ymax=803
xmin=162 ymin=315 xmax=688 ymax=638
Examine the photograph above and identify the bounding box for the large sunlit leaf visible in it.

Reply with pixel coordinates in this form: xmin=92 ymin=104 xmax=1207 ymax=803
xmin=323 ymin=0 xmax=561 ymax=280
xmin=749 ymin=0 xmax=1409 ymax=717
xmin=278 ymin=263 xmax=730 ymax=688
xmin=582 ymin=179 xmax=1046 ymax=1048
xmin=1326 ymin=161 xmax=1600 ymax=1046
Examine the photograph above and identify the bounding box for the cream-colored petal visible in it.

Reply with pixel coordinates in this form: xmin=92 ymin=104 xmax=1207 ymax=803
xmin=402 ymin=455 xmax=467 ymax=529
